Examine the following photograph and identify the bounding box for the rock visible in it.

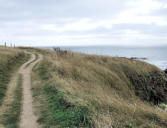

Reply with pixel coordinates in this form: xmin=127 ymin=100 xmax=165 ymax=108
xmin=130 ymin=57 xmax=147 ymax=60
xmin=164 ymin=69 xmax=167 ymax=74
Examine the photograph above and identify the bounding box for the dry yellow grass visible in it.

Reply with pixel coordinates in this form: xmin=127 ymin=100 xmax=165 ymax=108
xmin=0 ymin=47 xmax=23 ymax=65
xmin=31 ymin=48 xmax=167 ymax=128
xmin=0 ymin=46 xmax=30 ymax=127
xmin=0 ymin=46 xmax=26 ymax=105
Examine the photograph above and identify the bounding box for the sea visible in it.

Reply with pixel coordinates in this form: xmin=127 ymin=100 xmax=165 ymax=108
xmin=42 ymin=45 xmax=167 ymax=70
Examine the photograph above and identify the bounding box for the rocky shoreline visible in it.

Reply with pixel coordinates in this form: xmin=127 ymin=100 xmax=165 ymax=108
xmin=130 ymin=57 xmax=147 ymax=60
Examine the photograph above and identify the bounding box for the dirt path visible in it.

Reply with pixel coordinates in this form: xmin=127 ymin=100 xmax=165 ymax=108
xmin=19 ymin=53 xmax=42 ymax=128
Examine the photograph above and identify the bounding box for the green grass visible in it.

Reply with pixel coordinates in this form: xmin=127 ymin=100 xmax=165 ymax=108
xmin=2 ymin=74 xmax=23 ymax=128
xmin=0 ymin=49 xmax=30 ymax=106
xmin=37 ymin=83 xmax=94 ymax=128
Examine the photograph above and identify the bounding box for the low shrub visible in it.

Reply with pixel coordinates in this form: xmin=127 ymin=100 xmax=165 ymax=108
xmin=127 ymin=71 xmax=167 ymax=105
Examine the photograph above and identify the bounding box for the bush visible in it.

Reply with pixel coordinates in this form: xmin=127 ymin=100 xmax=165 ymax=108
xmin=127 ymin=71 xmax=167 ymax=105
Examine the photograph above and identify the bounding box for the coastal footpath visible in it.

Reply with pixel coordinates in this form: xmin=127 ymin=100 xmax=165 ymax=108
xmin=0 ymin=46 xmax=167 ymax=128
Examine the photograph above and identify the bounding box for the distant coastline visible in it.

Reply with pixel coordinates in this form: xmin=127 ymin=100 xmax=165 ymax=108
xmin=39 ymin=45 xmax=167 ymax=70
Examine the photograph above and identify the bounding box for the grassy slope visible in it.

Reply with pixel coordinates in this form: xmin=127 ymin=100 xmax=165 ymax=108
xmin=31 ymin=48 xmax=167 ymax=128
xmin=2 ymin=74 xmax=23 ymax=128
xmin=0 ymin=46 xmax=29 ymax=105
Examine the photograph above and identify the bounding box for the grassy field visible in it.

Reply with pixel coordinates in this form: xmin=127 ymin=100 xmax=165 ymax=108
xmin=1 ymin=74 xmax=23 ymax=128
xmin=30 ymin=48 xmax=167 ymax=128
xmin=0 ymin=46 xmax=29 ymax=106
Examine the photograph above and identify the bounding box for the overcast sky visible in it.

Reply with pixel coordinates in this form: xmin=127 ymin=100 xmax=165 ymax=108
xmin=0 ymin=0 xmax=167 ymax=46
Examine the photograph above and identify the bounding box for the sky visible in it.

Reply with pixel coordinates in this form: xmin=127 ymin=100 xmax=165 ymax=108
xmin=0 ymin=0 xmax=167 ymax=46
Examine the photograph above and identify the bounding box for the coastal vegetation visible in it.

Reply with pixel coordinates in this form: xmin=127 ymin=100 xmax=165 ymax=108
xmin=30 ymin=48 xmax=167 ymax=128
xmin=1 ymin=46 xmax=167 ymax=127
xmin=1 ymin=74 xmax=23 ymax=128
xmin=0 ymin=46 xmax=29 ymax=106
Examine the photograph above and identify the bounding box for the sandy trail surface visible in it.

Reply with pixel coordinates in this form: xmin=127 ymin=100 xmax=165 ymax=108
xmin=19 ymin=53 xmax=42 ymax=128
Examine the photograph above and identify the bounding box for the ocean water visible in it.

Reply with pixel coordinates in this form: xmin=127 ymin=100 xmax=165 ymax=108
xmin=43 ymin=46 xmax=167 ymax=70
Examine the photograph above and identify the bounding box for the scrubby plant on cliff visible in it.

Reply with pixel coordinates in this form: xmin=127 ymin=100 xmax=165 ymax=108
xmin=126 ymin=71 xmax=167 ymax=105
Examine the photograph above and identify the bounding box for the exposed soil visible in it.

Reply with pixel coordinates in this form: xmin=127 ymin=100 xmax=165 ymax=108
xmin=19 ymin=53 xmax=42 ymax=128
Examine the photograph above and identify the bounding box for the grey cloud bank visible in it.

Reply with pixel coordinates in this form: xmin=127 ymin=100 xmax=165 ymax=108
xmin=0 ymin=0 xmax=167 ymax=46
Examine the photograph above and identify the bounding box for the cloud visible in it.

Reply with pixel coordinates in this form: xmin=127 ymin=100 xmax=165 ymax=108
xmin=0 ymin=0 xmax=167 ymax=46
